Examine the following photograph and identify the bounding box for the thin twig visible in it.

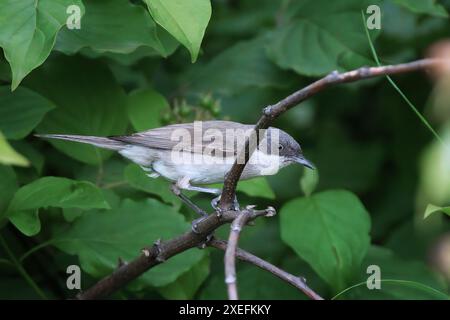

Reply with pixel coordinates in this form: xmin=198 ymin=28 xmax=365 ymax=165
xmin=209 ymin=238 xmax=323 ymax=300
xmin=218 ymin=58 xmax=445 ymax=210
xmin=224 ymin=209 xmax=252 ymax=300
xmin=224 ymin=206 xmax=278 ymax=300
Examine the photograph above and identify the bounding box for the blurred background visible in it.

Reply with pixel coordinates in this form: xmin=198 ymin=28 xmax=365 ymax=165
xmin=0 ymin=0 xmax=449 ymax=299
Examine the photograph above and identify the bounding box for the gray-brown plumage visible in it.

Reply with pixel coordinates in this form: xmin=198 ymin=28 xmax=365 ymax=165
xmin=36 ymin=120 xmax=313 ymax=194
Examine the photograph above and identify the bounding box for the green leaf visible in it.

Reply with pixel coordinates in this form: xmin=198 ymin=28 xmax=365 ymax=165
xmin=0 ymin=166 xmax=18 ymax=217
xmin=157 ymin=255 xmax=210 ymax=299
xmin=55 ymin=0 xmax=177 ymax=57
xmin=424 ymin=204 xmax=450 ymax=219
xmin=124 ymin=164 xmax=180 ymax=209
xmin=144 ymin=0 xmax=212 ymax=62
xmin=300 ymin=168 xmax=319 ymax=196
xmin=280 ymin=190 xmax=371 ymax=290
xmin=0 ymin=133 xmax=29 ymax=167
xmin=5 ymin=177 xmax=110 ymax=236
xmin=0 ymin=86 xmax=55 ymax=139
xmin=27 ymin=55 xmax=128 ymax=165
xmin=0 ymin=0 xmax=84 ymax=90
xmin=236 ymin=177 xmax=275 ymax=200
xmin=266 ymin=0 xmax=377 ymax=76
xmin=186 ymin=35 xmax=295 ymax=96
xmin=63 ymin=189 xmax=121 ymax=222
xmin=394 ymin=0 xmax=448 ymax=17
xmin=53 ymin=198 xmax=205 ymax=288
xmin=127 ymin=89 xmax=170 ymax=132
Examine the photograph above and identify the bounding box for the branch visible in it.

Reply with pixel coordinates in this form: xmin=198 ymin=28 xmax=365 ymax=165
xmin=224 ymin=209 xmax=252 ymax=300
xmin=218 ymin=58 xmax=445 ymax=209
xmin=209 ymin=238 xmax=323 ymax=300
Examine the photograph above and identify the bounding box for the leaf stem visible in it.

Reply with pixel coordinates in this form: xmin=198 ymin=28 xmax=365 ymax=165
xmin=331 ymin=279 xmax=449 ymax=300
xmin=19 ymin=239 xmax=56 ymax=263
xmin=362 ymin=11 xmax=447 ymax=148
xmin=0 ymin=234 xmax=48 ymax=299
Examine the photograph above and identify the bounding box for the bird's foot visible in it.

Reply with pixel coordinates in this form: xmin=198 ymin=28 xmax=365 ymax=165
xmin=211 ymin=194 xmax=240 ymax=216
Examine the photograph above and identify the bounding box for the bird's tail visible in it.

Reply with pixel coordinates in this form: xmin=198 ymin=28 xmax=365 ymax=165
xmin=35 ymin=134 xmax=126 ymax=151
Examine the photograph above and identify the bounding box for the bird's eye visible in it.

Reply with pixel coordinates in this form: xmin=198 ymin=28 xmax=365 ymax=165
xmin=278 ymin=145 xmax=283 ymax=150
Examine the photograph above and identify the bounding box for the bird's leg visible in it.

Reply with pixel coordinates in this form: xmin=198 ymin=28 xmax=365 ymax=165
xmin=170 ymin=178 xmax=213 ymax=241
xmin=173 ymin=178 xmax=230 ymax=215
xmin=170 ymin=182 xmax=208 ymax=218
xmin=174 ymin=180 xmax=241 ymax=214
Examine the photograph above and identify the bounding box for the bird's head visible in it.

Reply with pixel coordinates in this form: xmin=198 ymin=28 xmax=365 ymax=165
xmin=269 ymin=128 xmax=314 ymax=170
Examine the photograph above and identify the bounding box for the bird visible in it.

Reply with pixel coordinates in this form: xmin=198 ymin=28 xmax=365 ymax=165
xmin=36 ymin=120 xmax=313 ymax=227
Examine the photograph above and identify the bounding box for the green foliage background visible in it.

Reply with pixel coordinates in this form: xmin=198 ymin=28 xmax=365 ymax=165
xmin=0 ymin=0 xmax=450 ymax=300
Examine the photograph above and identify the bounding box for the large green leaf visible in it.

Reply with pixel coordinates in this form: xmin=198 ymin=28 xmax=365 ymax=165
xmin=186 ymin=35 xmax=295 ymax=96
xmin=124 ymin=164 xmax=180 ymax=209
xmin=0 ymin=86 xmax=55 ymax=139
xmin=26 ymin=56 xmax=128 ymax=165
xmin=144 ymin=0 xmax=211 ymax=62
xmin=280 ymin=190 xmax=371 ymax=290
xmin=5 ymin=177 xmax=110 ymax=236
xmin=0 ymin=0 xmax=84 ymax=90
xmin=127 ymin=89 xmax=170 ymax=132
xmin=394 ymin=0 xmax=448 ymax=17
xmin=55 ymin=0 xmax=177 ymax=57
xmin=266 ymin=0 xmax=377 ymax=76
xmin=0 ymin=133 xmax=29 ymax=167
xmin=53 ymin=198 xmax=205 ymax=288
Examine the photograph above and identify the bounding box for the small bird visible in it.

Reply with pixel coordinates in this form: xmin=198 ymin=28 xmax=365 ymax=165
xmin=37 ymin=120 xmax=313 ymax=221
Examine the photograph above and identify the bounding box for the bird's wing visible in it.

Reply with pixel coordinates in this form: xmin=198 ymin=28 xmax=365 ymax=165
xmin=110 ymin=121 xmax=257 ymax=156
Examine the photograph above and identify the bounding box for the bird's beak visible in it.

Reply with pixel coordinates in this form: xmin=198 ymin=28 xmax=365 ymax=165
xmin=293 ymin=156 xmax=315 ymax=170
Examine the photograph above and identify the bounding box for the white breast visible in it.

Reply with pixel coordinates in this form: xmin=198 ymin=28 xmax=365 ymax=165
xmin=119 ymin=146 xmax=287 ymax=184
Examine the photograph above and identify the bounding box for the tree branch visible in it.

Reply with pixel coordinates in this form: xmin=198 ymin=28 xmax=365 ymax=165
xmin=209 ymin=238 xmax=323 ymax=300
xmin=218 ymin=58 xmax=445 ymax=209
xmin=224 ymin=209 xmax=252 ymax=300
xmin=78 ymin=58 xmax=445 ymax=300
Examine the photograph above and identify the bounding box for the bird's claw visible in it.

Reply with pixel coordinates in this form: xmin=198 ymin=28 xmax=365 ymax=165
xmin=211 ymin=194 xmax=240 ymax=215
